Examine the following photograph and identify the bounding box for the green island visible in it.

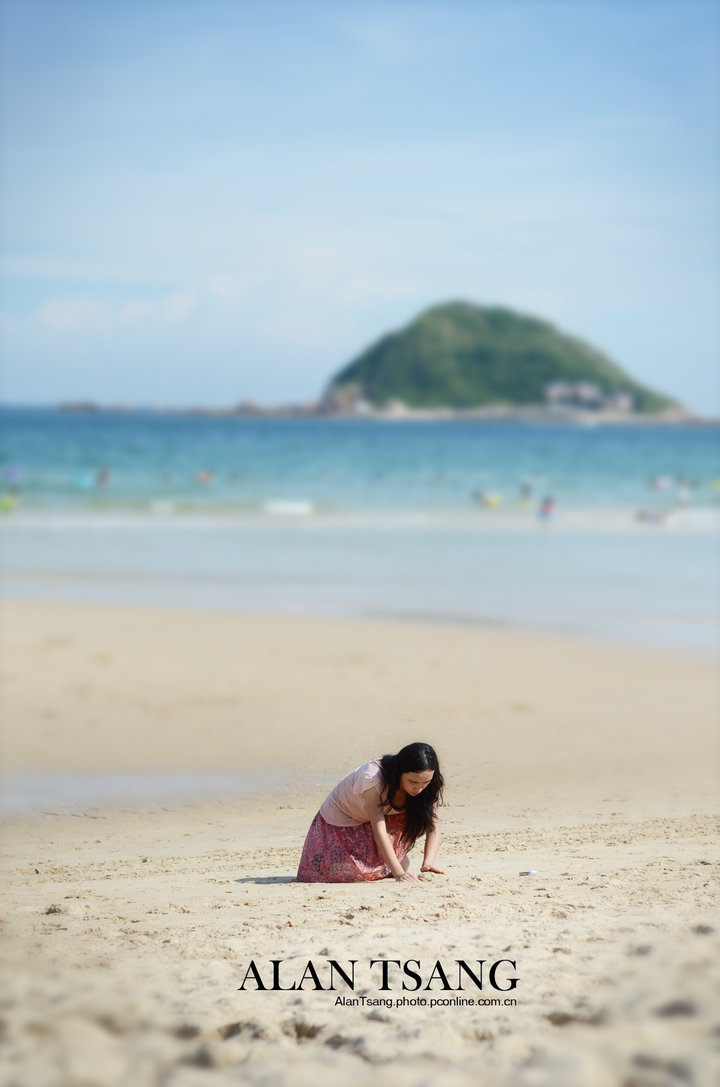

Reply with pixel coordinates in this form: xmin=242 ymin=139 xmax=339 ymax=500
xmin=323 ymin=301 xmax=678 ymax=417
xmin=58 ymin=300 xmax=692 ymax=421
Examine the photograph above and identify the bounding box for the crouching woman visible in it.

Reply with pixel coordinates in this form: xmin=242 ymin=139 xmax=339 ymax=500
xmin=296 ymin=741 xmax=444 ymax=883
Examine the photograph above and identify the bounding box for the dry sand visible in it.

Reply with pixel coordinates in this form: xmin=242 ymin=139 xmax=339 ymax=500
xmin=0 ymin=599 xmax=718 ymax=1087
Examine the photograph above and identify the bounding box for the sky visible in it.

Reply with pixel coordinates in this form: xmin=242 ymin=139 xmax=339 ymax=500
xmin=1 ymin=0 xmax=718 ymax=412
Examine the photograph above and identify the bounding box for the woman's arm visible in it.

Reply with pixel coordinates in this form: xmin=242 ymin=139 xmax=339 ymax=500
xmin=362 ymin=788 xmax=420 ymax=882
xmin=420 ymin=805 xmax=445 ymax=874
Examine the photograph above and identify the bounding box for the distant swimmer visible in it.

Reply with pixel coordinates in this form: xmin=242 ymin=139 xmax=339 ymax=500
xmin=96 ymin=467 xmax=110 ymax=487
xmin=518 ymin=480 xmax=534 ymax=511
xmin=636 ymin=508 xmax=671 ymax=525
xmin=675 ymin=476 xmax=694 ymax=504
xmin=473 ymin=490 xmax=502 ymax=509
xmin=538 ymin=496 xmax=555 ymax=521
xmin=195 ymin=469 xmax=214 ymax=484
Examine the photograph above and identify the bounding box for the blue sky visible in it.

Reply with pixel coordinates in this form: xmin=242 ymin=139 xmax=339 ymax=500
xmin=1 ymin=0 xmax=718 ymax=411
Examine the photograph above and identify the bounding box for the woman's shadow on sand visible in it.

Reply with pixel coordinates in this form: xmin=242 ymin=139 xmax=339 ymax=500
xmin=235 ymin=876 xmax=297 ymax=884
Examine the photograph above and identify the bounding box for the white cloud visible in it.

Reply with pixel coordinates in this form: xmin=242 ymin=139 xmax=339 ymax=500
xmin=160 ymin=289 xmax=197 ymax=324
xmin=338 ymin=274 xmax=420 ymax=304
xmin=337 ymin=11 xmax=424 ymax=63
xmin=35 ymin=288 xmax=198 ymax=336
xmin=206 ymin=276 xmax=244 ymax=304
xmin=39 ymin=297 xmax=108 ymax=333
xmin=118 ymin=298 xmax=153 ymax=325
xmin=1 ymin=252 xmax=168 ymax=286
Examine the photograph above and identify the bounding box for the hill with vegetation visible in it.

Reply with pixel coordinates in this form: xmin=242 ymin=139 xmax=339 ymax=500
xmin=325 ymin=302 xmax=676 ymax=414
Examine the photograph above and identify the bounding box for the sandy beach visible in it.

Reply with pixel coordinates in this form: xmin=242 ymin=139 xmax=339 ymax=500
xmin=1 ymin=598 xmax=718 ymax=1086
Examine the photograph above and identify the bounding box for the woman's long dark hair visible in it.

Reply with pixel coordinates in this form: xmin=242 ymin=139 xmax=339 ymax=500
xmin=379 ymin=742 xmax=444 ymax=847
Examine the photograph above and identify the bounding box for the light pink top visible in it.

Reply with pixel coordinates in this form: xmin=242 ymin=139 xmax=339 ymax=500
xmin=320 ymin=759 xmax=392 ymax=826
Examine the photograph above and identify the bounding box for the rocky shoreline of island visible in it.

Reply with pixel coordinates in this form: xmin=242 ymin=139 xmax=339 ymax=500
xmin=51 ymin=399 xmax=711 ymax=425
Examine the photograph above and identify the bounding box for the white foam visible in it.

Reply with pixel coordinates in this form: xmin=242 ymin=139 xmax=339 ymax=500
xmin=2 ymin=505 xmax=719 ymax=535
xmin=262 ymin=500 xmax=316 ymax=517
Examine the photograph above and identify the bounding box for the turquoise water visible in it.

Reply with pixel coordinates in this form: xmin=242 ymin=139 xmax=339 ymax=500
xmin=1 ymin=409 xmax=719 ymax=649
xmin=2 ymin=408 xmax=719 ymax=517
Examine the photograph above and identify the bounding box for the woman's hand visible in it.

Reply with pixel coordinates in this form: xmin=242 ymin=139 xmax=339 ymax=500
xmin=420 ymin=863 xmax=446 ymax=875
xmin=394 ymin=870 xmax=421 ymax=882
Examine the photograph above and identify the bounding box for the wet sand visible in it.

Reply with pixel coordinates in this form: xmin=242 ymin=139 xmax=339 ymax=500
xmin=1 ymin=599 xmax=718 ymax=1086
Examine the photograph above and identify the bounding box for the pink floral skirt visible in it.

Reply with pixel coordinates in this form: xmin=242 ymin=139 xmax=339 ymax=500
xmin=296 ymin=811 xmax=409 ymax=883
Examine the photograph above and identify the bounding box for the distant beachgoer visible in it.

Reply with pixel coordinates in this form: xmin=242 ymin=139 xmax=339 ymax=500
xmin=474 ymin=489 xmax=502 ymax=509
xmin=195 ymin=469 xmax=214 ymax=484
xmin=95 ymin=467 xmax=110 ymax=487
xmin=518 ymin=480 xmax=534 ymax=510
xmin=538 ymin=496 xmax=555 ymax=521
xmin=296 ymin=742 xmax=444 ymax=884
xmin=635 ymin=508 xmax=670 ymax=525
xmin=675 ymin=476 xmax=694 ymax=504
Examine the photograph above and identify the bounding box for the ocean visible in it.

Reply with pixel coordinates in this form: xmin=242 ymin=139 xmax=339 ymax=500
xmin=1 ymin=407 xmax=719 ymax=650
